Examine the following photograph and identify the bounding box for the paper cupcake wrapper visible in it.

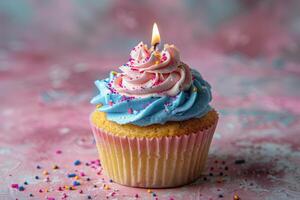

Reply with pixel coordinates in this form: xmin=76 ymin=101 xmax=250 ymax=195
xmin=90 ymin=120 xmax=217 ymax=188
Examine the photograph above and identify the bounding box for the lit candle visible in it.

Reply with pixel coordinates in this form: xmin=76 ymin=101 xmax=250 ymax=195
xmin=151 ymin=22 xmax=160 ymax=51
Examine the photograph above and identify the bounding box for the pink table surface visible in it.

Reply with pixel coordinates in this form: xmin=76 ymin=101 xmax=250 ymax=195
xmin=1 ymin=1 xmax=300 ymax=200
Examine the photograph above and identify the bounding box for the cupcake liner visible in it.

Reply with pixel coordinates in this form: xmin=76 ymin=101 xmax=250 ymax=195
xmin=90 ymin=119 xmax=217 ymax=188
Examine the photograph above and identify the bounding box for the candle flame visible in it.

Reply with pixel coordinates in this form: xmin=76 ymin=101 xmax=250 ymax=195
xmin=151 ymin=22 xmax=160 ymax=46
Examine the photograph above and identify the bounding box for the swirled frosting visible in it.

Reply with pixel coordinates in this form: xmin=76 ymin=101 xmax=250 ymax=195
xmin=91 ymin=42 xmax=212 ymax=126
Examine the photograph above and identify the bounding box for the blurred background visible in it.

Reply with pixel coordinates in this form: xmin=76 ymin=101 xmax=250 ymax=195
xmin=0 ymin=0 xmax=299 ymax=60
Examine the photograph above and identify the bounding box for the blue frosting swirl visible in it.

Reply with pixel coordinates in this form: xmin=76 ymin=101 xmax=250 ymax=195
xmin=90 ymin=69 xmax=212 ymax=126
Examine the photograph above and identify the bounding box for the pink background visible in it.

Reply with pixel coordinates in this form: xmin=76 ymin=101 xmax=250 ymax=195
xmin=0 ymin=0 xmax=300 ymax=199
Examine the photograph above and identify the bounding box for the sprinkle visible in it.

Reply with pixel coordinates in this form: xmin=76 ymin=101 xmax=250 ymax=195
xmin=64 ymin=186 xmax=69 ymax=190
xmin=219 ymin=194 xmax=224 ymax=198
xmin=43 ymin=170 xmax=49 ymax=175
xmin=47 ymin=198 xmax=55 ymax=200
xmin=29 ymin=194 xmax=34 ymax=197
xmin=74 ymin=160 xmax=81 ymax=166
xmin=104 ymin=184 xmax=110 ymax=190
xmin=87 ymin=195 xmax=92 ymax=199
xmin=135 ymin=194 xmax=139 ymax=198
xmin=147 ymin=189 xmax=152 ymax=193
xmin=112 ymin=71 xmax=118 ymax=76
xmin=75 ymin=176 xmax=79 ymax=180
xmin=68 ymin=173 xmax=76 ymax=178
xmin=11 ymin=184 xmax=18 ymax=189
xmin=192 ymin=87 xmax=197 ymax=92
xmin=128 ymin=108 xmax=133 ymax=114
xmin=96 ymin=104 xmax=103 ymax=109
xmin=24 ymin=181 xmax=28 ymax=185
xmin=39 ymin=189 xmax=43 ymax=193
xmin=235 ymin=159 xmax=245 ymax=164
xmin=58 ymin=187 xmax=63 ymax=191
xmin=109 ymin=179 xmax=113 ymax=183
xmin=86 ymin=178 xmax=91 ymax=181
xmin=35 ymin=176 xmax=39 ymax=180
xmin=53 ymin=165 xmax=59 ymax=169
xmin=36 ymin=165 xmax=41 ymax=169
xmin=155 ymin=61 xmax=160 ymax=65
xmin=73 ymin=181 xmax=81 ymax=186
xmin=45 ymin=188 xmax=49 ymax=192
xmin=233 ymin=194 xmax=240 ymax=200
xmin=80 ymin=172 xmax=85 ymax=177
xmin=79 ymin=190 xmax=83 ymax=194
xmin=109 ymin=101 xmax=113 ymax=106
xmin=152 ymin=193 xmax=157 ymax=197
xmin=56 ymin=150 xmax=62 ymax=154
xmin=225 ymin=166 xmax=229 ymax=170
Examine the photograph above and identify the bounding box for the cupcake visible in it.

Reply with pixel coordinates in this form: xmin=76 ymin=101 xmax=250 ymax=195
xmin=90 ymin=41 xmax=218 ymax=188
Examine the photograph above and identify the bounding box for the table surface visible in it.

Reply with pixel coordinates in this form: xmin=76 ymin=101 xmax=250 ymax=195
xmin=1 ymin=1 xmax=300 ymax=200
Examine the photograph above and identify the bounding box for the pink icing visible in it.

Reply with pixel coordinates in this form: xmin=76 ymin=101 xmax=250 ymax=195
xmin=113 ymin=42 xmax=192 ymax=97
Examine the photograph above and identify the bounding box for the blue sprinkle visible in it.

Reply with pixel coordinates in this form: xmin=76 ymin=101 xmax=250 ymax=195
xmin=24 ymin=181 xmax=28 ymax=185
xmin=74 ymin=160 xmax=81 ymax=166
xmin=18 ymin=186 xmax=25 ymax=191
xmin=73 ymin=181 xmax=81 ymax=186
xmin=35 ymin=176 xmax=39 ymax=180
xmin=68 ymin=173 xmax=76 ymax=178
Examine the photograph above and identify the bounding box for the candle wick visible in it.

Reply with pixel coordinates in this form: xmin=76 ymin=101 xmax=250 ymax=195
xmin=153 ymin=43 xmax=159 ymax=52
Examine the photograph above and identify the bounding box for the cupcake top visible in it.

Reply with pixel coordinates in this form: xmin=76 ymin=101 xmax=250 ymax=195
xmin=91 ymin=42 xmax=212 ymax=126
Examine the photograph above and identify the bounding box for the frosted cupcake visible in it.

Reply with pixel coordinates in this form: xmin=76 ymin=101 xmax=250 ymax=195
xmin=90 ymin=40 xmax=218 ymax=188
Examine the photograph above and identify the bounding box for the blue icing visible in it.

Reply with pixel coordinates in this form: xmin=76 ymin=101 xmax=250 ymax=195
xmin=90 ymin=69 xmax=212 ymax=126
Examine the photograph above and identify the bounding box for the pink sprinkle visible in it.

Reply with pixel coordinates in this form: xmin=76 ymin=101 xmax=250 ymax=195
xmin=135 ymin=194 xmax=139 ymax=198
xmin=128 ymin=108 xmax=133 ymax=114
xmin=79 ymin=190 xmax=83 ymax=194
xmin=109 ymin=101 xmax=113 ymax=106
xmin=80 ymin=172 xmax=85 ymax=176
xmin=47 ymin=198 xmax=55 ymax=200
xmin=11 ymin=184 xmax=18 ymax=189
xmin=39 ymin=189 xmax=43 ymax=193
xmin=56 ymin=150 xmax=62 ymax=154
xmin=58 ymin=187 xmax=63 ymax=191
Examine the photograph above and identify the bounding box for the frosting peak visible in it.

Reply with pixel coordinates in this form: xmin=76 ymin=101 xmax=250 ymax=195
xmin=113 ymin=42 xmax=192 ymax=98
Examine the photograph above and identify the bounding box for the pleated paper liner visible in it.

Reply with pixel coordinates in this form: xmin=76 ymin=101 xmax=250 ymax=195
xmin=91 ymin=119 xmax=217 ymax=188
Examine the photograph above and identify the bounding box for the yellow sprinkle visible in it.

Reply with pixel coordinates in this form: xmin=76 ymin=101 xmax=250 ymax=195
xmin=147 ymin=189 xmax=152 ymax=193
xmin=104 ymin=185 xmax=110 ymax=190
xmin=233 ymin=194 xmax=240 ymax=200
xmin=155 ymin=61 xmax=160 ymax=65
xmin=43 ymin=171 xmax=49 ymax=175
xmin=75 ymin=176 xmax=79 ymax=180
xmin=45 ymin=188 xmax=49 ymax=192
xmin=64 ymin=186 xmax=69 ymax=190
xmin=69 ymin=186 xmax=75 ymax=190
xmin=112 ymin=71 xmax=117 ymax=76
xmin=192 ymin=87 xmax=197 ymax=92
xmin=96 ymin=104 xmax=103 ymax=109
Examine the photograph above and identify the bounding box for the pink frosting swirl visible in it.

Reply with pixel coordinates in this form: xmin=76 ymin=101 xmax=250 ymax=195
xmin=112 ymin=42 xmax=192 ymax=97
